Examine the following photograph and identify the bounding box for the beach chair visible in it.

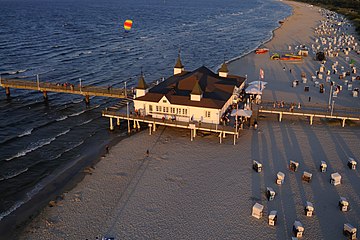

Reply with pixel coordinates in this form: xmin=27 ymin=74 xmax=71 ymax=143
xmin=302 ymin=171 xmax=312 ymax=183
xmin=252 ymin=203 xmax=264 ymax=219
xmin=276 ymin=172 xmax=285 ymax=185
xmin=339 ymin=197 xmax=349 ymax=212
xmin=330 ymin=172 xmax=341 ymax=186
xmin=266 ymin=187 xmax=276 ymax=201
xmin=343 ymin=223 xmax=357 ymax=240
xmin=320 ymin=161 xmax=327 ymax=172
xmin=253 ymin=160 xmax=262 ymax=173
xmin=347 ymin=158 xmax=357 ymax=170
xmin=268 ymin=210 xmax=277 ymax=226
xmin=289 ymin=160 xmax=299 ymax=172
xmin=304 ymin=201 xmax=314 ymax=217
xmin=293 ymin=221 xmax=304 ymax=238
xmin=353 ymin=90 xmax=359 ymax=97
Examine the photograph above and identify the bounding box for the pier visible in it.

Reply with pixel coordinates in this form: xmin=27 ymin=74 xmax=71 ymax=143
xmin=102 ymin=110 xmax=241 ymax=144
xmin=0 ymin=78 xmax=132 ymax=104
xmin=258 ymin=103 xmax=360 ymax=127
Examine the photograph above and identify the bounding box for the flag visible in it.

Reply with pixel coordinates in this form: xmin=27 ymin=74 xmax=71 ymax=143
xmin=260 ymin=68 xmax=264 ymax=79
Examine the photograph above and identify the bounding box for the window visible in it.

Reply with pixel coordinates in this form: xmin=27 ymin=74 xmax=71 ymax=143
xmin=182 ymin=109 xmax=187 ymax=115
xmin=177 ymin=108 xmax=181 ymax=114
xmin=205 ymin=111 xmax=211 ymax=118
xmin=156 ymin=106 xmax=162 ymax=112
xmin=171 ymin=107 xmax=175 ymax=114
xmin=149 ymin=105 xmax=153 ymax=112
xmin=163 ymin=100 xmax=167 ymax=103
xmin=164 ymin=107 xmax=169 ymax=113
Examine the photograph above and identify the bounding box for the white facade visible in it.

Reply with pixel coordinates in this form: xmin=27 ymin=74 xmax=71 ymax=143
xmin=174 ymin=67 xmax=183 ymax=75
xmin=219 ymin=71 xmax=228 ymax=77
xmin=134 ymin=96 xmax=223 ymax=124
xmin=133 ymin=86 xmax=240 ymax=125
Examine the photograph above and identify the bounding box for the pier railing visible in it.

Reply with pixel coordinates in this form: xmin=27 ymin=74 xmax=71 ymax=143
xmin=0 ymin=78 xmax=133 ymax=100
xmin=258 ymin=101 xmax=360 ymax=127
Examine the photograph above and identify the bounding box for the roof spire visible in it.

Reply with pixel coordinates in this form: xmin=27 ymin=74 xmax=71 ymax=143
xmin=191 ymin=80 xmax=203 ymax=95
xmin=174 ymin=48 xmax=184 ymax=68
xmin=136 ymin=69 xmax=148 ymax=89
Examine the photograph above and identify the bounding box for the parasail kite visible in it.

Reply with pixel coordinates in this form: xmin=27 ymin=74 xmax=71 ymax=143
xmin=124 ymin=19 xmax=133 ymax=32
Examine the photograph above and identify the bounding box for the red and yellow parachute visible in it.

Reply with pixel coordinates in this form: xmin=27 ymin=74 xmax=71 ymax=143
xmin=124 ymin=20 xmax=133 ymax=32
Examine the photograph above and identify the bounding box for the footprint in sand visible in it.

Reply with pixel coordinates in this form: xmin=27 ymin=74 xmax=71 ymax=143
xmin=165 ymin=176 xmax=186 ymax=187
xmin=116 ymin=172 xmax=128 ymax=177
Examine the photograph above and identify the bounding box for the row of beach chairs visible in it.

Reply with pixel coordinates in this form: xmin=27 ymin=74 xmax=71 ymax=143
xmin=251 ymin=157 xmax=358 ymax=239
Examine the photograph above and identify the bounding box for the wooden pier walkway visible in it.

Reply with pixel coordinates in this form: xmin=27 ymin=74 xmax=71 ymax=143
xmin=102 ymin=110 xmax=240 ymax=144
xmin=0 ymin=78 xmax=132 ymax=103
xmin=258 ymin=103 xmax=360 ymax=127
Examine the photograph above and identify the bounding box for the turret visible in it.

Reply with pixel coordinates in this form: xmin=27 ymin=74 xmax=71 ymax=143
xmin=135 ymin=72 xmax=148 ymax=98
xmin=174 ymin=53 xmax=184 ymax=75
xmin=218 ymin=62 xmax=229 ymax=77
xmin=190 ymin=80 xmax=203 ymax=101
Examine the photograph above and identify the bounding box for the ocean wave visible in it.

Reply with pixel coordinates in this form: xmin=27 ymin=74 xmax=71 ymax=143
xmin=1 ymin=69 xmax=27 ymax=75
xmin=56 ymin=129 xmax=70 ymax=137
xmin=2 ymin=168 xmax=29 ymax=180
xmin=69 ymin=110 xmax=85 ymax=117
xmin=0 ymin=201 xmax=24 ymax=221
xmin=56 ymin=116 xmax=68 ymax=122
xmin=49 ymin=153 xmax=62 ymax=161
xmin=5 ymin=137 xmax=56 ymax=161
xmin=0 ymin=129 xmax=33 ymax=145
xmin=18 ymin=128 xmax=33 ymax=137
xmin=65 ymin=140 xmax=84 ymax=153
xmin=78 ymin=119 xmax=93 ymax=126
xmin=72 ymin=99 xmax=83 ymax=104
xmin=26 ymin=183 xmax=45 ymax=200
xmin=230 ymin=11 xmax=243 ymax=16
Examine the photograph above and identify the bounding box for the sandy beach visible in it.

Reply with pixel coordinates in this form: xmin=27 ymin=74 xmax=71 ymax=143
xmin=19 ymin=1 xmax=360 ymax=239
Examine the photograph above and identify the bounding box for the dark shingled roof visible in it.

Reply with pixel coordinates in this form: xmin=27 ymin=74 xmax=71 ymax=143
xmin=191 ymin=80 xmax=203 ymax=95
xmin=136 ymin=74 xmax=148 ymax=89
xmin=135 ymin=66 xmax=245 ymax=109
xmin=219 ymin=62 xmax=229 ymax=73
xmin=174 ymin=55 xmax=184 ymax=68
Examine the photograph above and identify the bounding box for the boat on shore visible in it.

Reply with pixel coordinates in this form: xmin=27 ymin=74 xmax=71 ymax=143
xmin=280 ymin=54 xmax=302 ymax=60
xmin=255 ymin=48 xmax=269 ymax=54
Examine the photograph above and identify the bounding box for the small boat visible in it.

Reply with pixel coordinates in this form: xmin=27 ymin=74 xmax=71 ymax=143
xmin=280 ymin=54 xmax=302 ymax=61
xmin=270 ymin=53 xmax=280 ymax=60
xmin=255 ymin=48 xmax=269 ymax=54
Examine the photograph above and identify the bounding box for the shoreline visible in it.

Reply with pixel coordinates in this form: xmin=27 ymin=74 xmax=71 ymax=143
xmin=15 ymin=0 xmax=360 ymax=239
xmin=0 ymin=2 xmax=296 ymax=238
xmin=226 ymin=1 xmax=293 ymax=67
xmin=0 ymin=125 xmax=134 ymax=239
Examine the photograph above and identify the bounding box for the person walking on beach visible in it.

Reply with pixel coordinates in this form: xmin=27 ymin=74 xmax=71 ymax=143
xmin=308 ymin=96 xmax=311 ymax=102
xmin=106 ymin=145 xmax=109 ymax=154
xmin=146 ymin=149 xmax=149 ymax=157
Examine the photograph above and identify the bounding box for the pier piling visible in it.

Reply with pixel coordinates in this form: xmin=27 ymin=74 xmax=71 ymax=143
xmin=43 ymin=91 xmax=48 ymax=100
xmin=85 ymin=95 xmax=90 ymax=105
xmin=5 ymin=87 xmax=10 ymax=97
xmin=109 ymin=118 xmax=114 ymax=131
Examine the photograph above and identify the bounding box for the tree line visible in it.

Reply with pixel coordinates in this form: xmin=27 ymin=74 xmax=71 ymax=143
xmin=293 ymin=0 xmax=360 ymax=33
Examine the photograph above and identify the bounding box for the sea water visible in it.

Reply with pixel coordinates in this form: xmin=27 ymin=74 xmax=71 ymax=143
xmin=0 ymin=0 xmax=291 ymax=224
